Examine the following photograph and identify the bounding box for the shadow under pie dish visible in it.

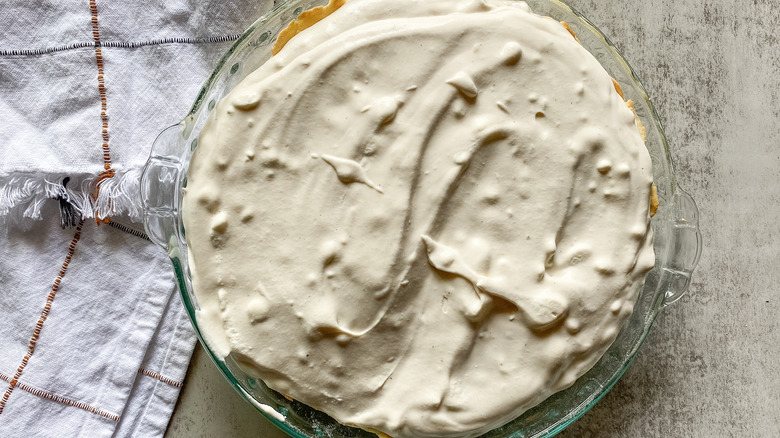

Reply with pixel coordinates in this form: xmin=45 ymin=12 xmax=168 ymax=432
xmin=141 ymin=0 xmax=702 ymax=437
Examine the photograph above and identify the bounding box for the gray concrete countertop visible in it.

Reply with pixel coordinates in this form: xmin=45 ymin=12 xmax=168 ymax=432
xmin=166 ymin=0 xmax=780 ymax=436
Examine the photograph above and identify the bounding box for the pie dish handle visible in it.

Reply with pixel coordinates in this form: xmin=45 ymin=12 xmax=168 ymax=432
xmin=656 ymin=187 xmax=703 ymax=307
xmin=140 ymin=123 xmax=188 ymax=251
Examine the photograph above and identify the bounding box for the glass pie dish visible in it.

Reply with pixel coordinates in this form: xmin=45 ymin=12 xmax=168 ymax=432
xmin=140 ymin=0 xmax=703 ymax=436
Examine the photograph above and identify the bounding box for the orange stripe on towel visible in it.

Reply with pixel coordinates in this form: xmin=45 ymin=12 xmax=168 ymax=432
xmin=90 ymin=0 xmax=115 ymax=224
xmin=90 ymin=0 xmax=112 ymax=172
xmin=0 ymin=221 xmax=85 ymax=415
xmin=138 ymin=368 xmax=184 ymax=388
xmin=0 ymin=371 xmax=119 ymax=422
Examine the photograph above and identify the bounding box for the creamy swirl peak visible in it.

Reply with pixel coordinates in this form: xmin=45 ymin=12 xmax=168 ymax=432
xmin=182 ymin=0 xmax=656 ymax=436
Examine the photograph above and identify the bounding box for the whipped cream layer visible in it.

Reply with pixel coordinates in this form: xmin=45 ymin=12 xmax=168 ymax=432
xmin=182 ymin=0 xmax=655 ymax=436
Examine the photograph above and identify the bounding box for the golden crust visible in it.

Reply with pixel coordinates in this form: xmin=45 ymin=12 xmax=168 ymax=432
xmin=363 ymin=428 xmax=393 ymax=438
xmin=625 ymin=100 xmax=647 ymax=143
xmin=650 ymin=183 xmax=659 ymax=217
xmin=271 ymin=0 xmax=347 ymax=55
xmin=560 ymin=21 xmax=580 ymax=42
xmin=611 ymin=77 xmax=625 ymax=100
xmin=625 ymin=99 xmax=656 ymax=217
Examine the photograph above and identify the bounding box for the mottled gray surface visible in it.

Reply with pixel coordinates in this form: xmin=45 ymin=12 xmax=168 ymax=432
xmin=166 ymin=0 xmax=780 ymax=437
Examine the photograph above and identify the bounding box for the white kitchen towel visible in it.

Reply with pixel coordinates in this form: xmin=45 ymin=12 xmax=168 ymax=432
xmin=0 ymin=0 xmax=275 ymax=436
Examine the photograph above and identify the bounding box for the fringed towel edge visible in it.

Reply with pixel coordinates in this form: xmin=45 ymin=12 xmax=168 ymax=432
xmin=0 ymin=167 xmax=143 ymax=230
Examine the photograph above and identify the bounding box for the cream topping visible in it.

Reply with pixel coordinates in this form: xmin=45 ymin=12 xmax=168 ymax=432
xmin=182 ymin=0 xmax=655 ymax=437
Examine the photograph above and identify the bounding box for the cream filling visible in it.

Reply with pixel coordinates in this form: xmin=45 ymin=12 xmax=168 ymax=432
xmin=182 ymin=0 xmax=655 ymax=437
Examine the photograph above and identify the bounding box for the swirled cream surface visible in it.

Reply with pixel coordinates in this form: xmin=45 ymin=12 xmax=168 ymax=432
xmin=182 ymin=0 xmax=655 ymax=436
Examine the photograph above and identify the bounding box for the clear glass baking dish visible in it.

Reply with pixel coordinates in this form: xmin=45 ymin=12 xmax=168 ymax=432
xmin=140 ymin=0 xmax=703 ymax=436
